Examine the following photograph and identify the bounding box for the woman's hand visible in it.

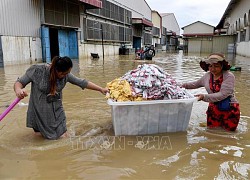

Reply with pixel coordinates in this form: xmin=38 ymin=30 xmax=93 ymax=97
xmin=86 ymin=82 xmax=109 ymax=95
xmin=100 ymin=87 xmax=109 ymax=95
xmin=15 ymin=88 xmax=28 ymax=99
xmin=195 ymin=94 xmax=204 ymax=101
xmin=14 ymin=82 xmax=28 ymax=99
xmin=179 ymin=83 xmax=186 ymax=88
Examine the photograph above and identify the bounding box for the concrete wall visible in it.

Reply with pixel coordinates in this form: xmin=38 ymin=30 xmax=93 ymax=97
xmin=0 ymin=0 xmax=40 ymax=37
xmin=152 ymin=11 xmax=161 ymax=29
xmin=0 ymin=0 xmax=41 ymax=66
xmin=213 ymin=35 xmax=235 ymax=53
xmin=152 ymin=11 xmax=161 ymax=46
xmin=161 ymin=14 xmax=180 ymax=35
xmin=187 ymin=35 xmax=235 ymax=55
xmin=152 ymin=37 xmax=160 ymax=46
xmin=1 ymin=36 xmax=42 ymax=66
xmin=226 ymin=0 xmax=250 ymax=30
xmin=78 ymin=42 xmax=122 ymax=59
xmin=109 ymin=0 xmax=152 ymax=20
xmin=183 ymin=22 xmax=214 ymax=34
xmin=188 ymin=40 xmax=201 ymax=53
xmin=237 ymin=42 xmax=250 ymax=57
xmin=222 ymin=0 xmax=250 ymax=57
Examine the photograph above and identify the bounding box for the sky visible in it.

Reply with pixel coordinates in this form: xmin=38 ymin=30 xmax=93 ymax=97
xmin=146 ymin=0 xmax=231 ymax=28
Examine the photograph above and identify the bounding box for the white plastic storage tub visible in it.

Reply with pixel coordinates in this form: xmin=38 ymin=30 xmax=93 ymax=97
xmin=107 ymin=97 xmax=197 ymax=135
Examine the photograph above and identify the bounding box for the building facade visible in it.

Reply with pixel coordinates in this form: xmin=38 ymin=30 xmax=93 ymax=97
xmin=216 ymin=0 xmax=250 ymax=57
xmin=182 ymin=21 xmax=215 ymax=37
xmin=0 ymin=0 xmax=42 ymax=66
xmin=151 ymin=11 xmax=162 ymax=50
xmin=79 ymin=0 xmax=133 ymax=58
xmin=182 ymin=21 xmax=235 ymax=55
xmin=0 ymin=0 xmax=181 ymax=66
xmin=110 ymin=0 xmax=153 ymax=50
xmin=0 ymin=0 xmax=103 ymax=66
xmin=161 ymin=13 xmax=180 ymax=51
xmin=41 ymin=0 xmax=103 ymax=62
xmin=182 ymin=21 xmax=215 ymax=54
xmin=0 ymin=0 xmax=156 ymax=66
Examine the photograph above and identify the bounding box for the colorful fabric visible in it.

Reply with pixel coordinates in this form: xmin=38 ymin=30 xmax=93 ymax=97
xmin=206 ymin=75 xmax=240 ymax=131
xmin=121 ymin=64 xmax=190 ymax=100
xmin=106 ymin=78 xmax=143 ymax=101
xmin=107 ymin=64 xmax=191 ymax=101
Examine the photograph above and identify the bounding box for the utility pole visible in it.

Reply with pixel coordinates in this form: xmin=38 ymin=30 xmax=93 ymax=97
xmin=101 ymin=24 xmax=104 ymax=65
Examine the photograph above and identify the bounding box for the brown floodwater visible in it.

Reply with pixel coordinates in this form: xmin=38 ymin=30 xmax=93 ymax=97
xmin=0 ymin=51 xmax=250 ymax=179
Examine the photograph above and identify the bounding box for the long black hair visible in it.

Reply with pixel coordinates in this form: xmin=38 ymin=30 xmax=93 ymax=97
xmin=49 ymin=56 xmax=73 ymax=94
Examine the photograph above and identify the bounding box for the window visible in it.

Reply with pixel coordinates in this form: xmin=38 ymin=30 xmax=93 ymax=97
xmin=144 ymin=32 xmax=152 ymax=45
xmin=152 ymin=27 xmax=160 ymax=37
xmin=85 ymin=0 xmax=132 ymax=42
xmin=86 ymin=19 xmax=131 ymax=42
xmin=44 ymin=0 xmax=80 ymax=27
xmin=240 ymin=29 xmax=246 ymax=42
xmin=86 ymin=0 xmax=131 ymax=25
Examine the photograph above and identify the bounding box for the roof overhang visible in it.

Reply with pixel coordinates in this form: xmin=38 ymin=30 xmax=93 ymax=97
xmin=79 ymin=0 xmax=102 ymax=9
xmin=182 ymin=33 xmax=214 ymax=37
xmin=216 ymin=0 xmax=237 ymax=29
xmin=167 ymin=31 xmax=176 ymax=36
xmin=132 ymin=18 xmax=153 ymax=27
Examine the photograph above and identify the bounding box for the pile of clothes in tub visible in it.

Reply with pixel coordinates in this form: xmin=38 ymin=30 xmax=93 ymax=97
xmin=106 ymin=64 xmax=190 ymax=102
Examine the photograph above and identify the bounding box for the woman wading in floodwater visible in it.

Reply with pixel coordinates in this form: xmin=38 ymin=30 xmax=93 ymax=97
xmin=182 ymin=53 xmax=240 ymax=131
xmin=14 ymin=56 xmax=108 ymax=139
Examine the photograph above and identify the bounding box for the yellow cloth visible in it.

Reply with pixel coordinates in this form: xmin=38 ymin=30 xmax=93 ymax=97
xmin=106 ymin=78 xmax=143 ymax=101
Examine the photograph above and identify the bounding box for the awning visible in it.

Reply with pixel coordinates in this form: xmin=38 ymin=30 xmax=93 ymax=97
xmin=167 ymin=31 xmax=176 ymax=36
xmin=132 ymin=18 xmax=153 ymax=27
xmin=79 ymin=0 xmax=102 ymax=9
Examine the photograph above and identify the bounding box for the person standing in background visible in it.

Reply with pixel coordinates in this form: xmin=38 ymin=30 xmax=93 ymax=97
xmin=144 ymin=45 xmax=155 ymax=60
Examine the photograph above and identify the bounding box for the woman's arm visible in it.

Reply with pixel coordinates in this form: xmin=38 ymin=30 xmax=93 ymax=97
xmin=86 ymin=82 xmax=108 ymax=95
xmin=181 ymin=73 xmax=208 ymax=101
xmin=13 ymin=65 xmax=37 ymax=99
xmin=14 ymin=81 xmax=28 ymax=99
xmin=182 ymin=73 xmax=207 ymax=89
xmin=67 ymin=73 xmax=108 ymax=95
xmin=203 ymin=72 xmax=235 ymax=102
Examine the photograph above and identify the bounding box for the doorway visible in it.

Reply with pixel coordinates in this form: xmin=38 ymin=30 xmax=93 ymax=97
xmin=133 ymin=37 xmax=142 ymax=52
xmin=49 ymin=28 xmax=59 ymax=59
xmin=41 ymin=26 xmax=78 ymax=62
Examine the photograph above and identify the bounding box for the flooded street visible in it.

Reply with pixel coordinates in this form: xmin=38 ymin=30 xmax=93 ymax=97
xmin=0 ymin=51 xmax=250 ymax=179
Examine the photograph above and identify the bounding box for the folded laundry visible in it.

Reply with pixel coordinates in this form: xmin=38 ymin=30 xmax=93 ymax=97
xmin=106 ymin=64 xmax=190 ymax=101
